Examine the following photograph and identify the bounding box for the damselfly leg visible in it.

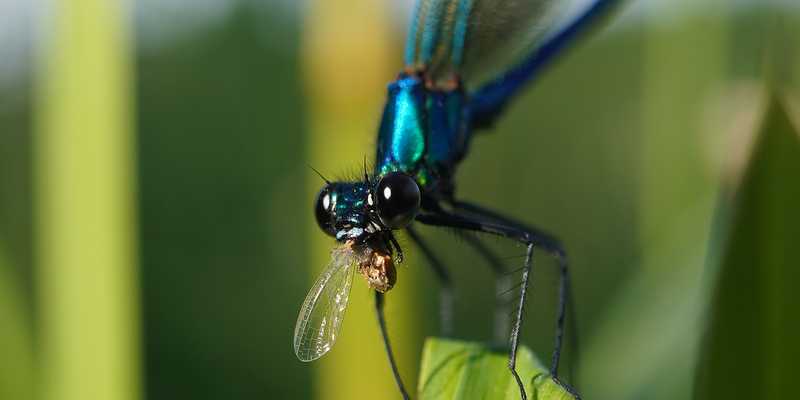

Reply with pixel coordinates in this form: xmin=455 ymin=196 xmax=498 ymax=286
xmin=375 ymin=291 xmax=410 ymax=400
xmin=415 ymin=205 xmax=580 ymax=400
xmin=451 ymin=200 xmax=578 ymax=380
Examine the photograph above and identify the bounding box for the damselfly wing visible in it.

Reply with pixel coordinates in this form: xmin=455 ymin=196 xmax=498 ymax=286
xmin=406 ymin=0 xmax=592 ymax=89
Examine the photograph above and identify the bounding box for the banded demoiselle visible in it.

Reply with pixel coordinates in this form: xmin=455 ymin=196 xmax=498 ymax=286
xmin=295 ymin=1 xmax=620 ymax=398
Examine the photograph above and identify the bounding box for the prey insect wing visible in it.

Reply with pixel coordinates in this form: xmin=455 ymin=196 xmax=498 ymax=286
xmin=293 ymin=244 xmax=368 ymax=362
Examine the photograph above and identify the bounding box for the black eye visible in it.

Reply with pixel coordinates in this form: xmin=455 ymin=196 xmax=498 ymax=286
xmin=314 ymin=187 xmax=336 ymax=237
xmin=375 ymin=172 xmax=421 ymax=229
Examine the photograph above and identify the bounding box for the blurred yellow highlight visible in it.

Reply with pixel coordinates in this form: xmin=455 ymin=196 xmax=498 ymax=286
xmin=303 ymin=1 xmax=422 ymax=399
xmin=35 ymin=1 xmax=140 ymax=400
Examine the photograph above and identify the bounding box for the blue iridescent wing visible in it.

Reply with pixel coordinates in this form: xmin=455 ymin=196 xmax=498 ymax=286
xmin=405 ymin=0 xmax=619 ymax=124
xmin=469 ymin=0 xmax=620 ymax=126
xmin=405 ymin=0 xmax=559 ymax=88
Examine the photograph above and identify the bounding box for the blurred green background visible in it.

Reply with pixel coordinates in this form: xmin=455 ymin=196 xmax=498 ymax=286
xmin=0 ymin=0 xmax=798 ymax=399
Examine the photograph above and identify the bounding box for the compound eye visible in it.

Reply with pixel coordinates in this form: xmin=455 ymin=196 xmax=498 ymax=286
xmin=314 ymin=187 xmax=336 ymax=237
xmin=375 ymin=172 xmax=421 ymax=229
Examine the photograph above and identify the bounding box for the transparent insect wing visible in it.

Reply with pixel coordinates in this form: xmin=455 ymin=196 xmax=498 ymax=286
xmin=294 ymin=245 xmax=362 ymax=362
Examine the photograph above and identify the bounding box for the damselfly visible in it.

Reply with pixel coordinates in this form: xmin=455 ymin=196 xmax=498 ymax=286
xmin=295 ymin=1 xmax=619 ymax=399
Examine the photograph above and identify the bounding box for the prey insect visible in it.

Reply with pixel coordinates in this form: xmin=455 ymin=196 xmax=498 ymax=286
xmin=294 ymin=1 xmax=620 ymax=399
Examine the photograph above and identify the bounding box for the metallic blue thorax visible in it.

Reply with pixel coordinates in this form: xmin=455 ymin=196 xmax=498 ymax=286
xmin=375 ymin=74 xmax=469 ymax=192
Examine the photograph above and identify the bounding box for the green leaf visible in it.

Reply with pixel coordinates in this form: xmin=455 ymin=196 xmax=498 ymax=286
xmin=694 ymin=96 xmax=800 ymax=399
xmin=418 ymin=338 xmax=576 ymax=400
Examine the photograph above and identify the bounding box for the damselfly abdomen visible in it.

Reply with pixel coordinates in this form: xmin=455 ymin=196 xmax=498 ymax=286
xmin=295 ymin=1 xmax=620 ymax=399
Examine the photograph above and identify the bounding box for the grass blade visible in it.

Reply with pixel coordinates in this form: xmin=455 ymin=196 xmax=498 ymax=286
xmin=35 ymin=1 xmax=140 ymax=399
xmin=694 ymin=96 xmax=800 ymax=399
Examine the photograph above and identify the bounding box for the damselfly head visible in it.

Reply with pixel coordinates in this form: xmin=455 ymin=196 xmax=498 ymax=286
xmin=314 ymin=172 xmax=421 ymax=243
